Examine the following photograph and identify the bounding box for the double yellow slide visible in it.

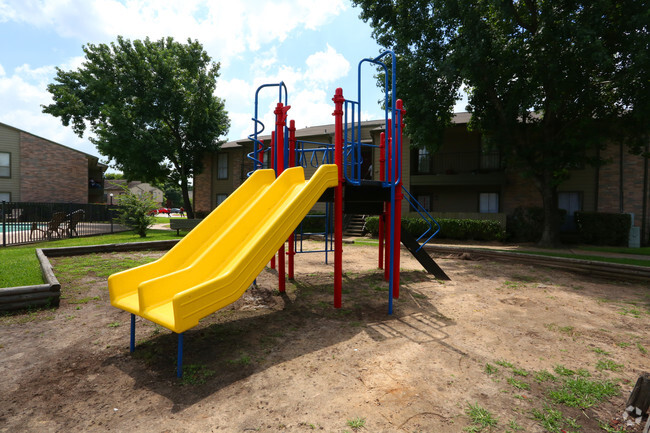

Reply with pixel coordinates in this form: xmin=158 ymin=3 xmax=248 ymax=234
xmin=108 ymin=164 xmax=338 ymax=333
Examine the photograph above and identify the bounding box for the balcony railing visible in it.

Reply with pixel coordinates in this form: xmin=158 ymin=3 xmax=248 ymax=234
xmin=416 ymin=151 xmax=503 ymax=175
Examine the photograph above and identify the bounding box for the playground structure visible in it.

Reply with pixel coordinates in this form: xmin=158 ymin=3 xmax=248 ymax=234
xmin=108 ymin=51 xmax=448 ymax=377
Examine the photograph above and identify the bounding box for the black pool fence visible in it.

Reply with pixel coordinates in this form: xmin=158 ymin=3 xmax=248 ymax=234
xmin=1 ymin=201 xmax=129 ymax=247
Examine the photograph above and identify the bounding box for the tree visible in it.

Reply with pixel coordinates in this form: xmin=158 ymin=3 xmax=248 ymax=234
xmin=353 ymin=0 xmax=649 ymax=246
xmin=115 ymin=184 xmax=158 ymax=238
xmin=43 ymin=36 xmax=230 ymax=219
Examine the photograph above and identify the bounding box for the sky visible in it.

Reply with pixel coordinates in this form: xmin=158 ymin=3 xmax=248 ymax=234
xmin=0 ymin=0 xmax=466 ymax=169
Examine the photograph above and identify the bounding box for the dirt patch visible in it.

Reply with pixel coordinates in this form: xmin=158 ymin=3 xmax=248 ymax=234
xmin=1 ymin=242 xmax=649 ymax=432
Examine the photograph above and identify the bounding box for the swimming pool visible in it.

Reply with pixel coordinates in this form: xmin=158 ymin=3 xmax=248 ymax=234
xmin=1 ymin=222 xmax=46 ymax=233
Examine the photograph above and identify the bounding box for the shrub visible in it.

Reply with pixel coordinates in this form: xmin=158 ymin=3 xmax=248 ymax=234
xmin=363 ymin=216 xmax=504 ymax=241
xmin=364 ymin=216 xmax=379 ymax=235
xmin=575 ymin=212 xmax=631 ymax=246
xmin=115 ymin=186 xmax=158 ymax=237
xmin=297 ymin=212 xmax=331 ymax=234
xmin=507 ymin=206 xmax=566 ymax=243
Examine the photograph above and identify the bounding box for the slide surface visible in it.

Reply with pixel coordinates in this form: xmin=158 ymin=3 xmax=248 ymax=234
xmin=108 ymin=164 xmax=338 ymax=333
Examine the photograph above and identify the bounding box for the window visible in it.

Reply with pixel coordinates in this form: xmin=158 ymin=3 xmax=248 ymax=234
xmin=416 ymin=195 xmax=431 ymax=212
xmin=0 ymin=192 xmax=10 ymax=202
xmin=217 ymin=153 xmax=228 ymax=180
xmin=417 ymin=148 xmax=431 ymax=174
xmin=558 ymin=192 xmax=582 ymax=231
xmin=479 ymin=192 xmax=499 ymax=213
xmin=0 ymin=152 xmax=10 ymax=178
xmin=216 ymin=194 xmax=228 ymax=206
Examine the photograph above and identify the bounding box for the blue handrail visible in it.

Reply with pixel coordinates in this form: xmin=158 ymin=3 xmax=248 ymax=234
xmin=246 ymin=82 xmax=289 ymax=177
xmin=401 ymin=186 xmax=442 ymax=251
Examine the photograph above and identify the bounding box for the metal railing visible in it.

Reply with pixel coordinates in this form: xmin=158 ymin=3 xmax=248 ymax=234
xmin=1 ymin=201 xmax=127 ymax=247
xmin=402 ymin=186 xmax=442 ymax=251
xmin=416 ymin=151 xmax=503 ymax=175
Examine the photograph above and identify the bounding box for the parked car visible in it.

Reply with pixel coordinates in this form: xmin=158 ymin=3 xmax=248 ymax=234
xmin=156 ymin=207 xmax=170 ymax=215
xmin=170 ymin=208 xmax=181 ymax=214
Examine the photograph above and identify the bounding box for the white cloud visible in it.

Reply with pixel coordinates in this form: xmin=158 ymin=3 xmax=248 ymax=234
xmin=0 ymin=62 xmax=100 ymax=157
xmin=1 ymin=0 xmax=347 ymax=67
xmin=305 ymin=44 xmax=350 ymax=84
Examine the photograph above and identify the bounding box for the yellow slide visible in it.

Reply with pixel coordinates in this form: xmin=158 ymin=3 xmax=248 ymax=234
xmin=108 ymin=164 xmax=338 ymax=333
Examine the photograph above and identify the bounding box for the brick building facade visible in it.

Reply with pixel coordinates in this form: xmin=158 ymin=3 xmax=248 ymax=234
xmin=194 ymin=115 xmax=649 ymax=245
xmin=0 ymin=122 xmax=106 ymax=204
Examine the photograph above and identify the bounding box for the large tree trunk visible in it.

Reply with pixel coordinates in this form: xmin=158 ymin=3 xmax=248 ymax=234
xmin=179 ymin=176 xmax=194 ymax=219
xmin=537 ymin=171 xmax=562 ymax=247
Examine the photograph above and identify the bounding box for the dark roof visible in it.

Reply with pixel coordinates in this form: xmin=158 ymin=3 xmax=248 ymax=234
xmin=221 ymin=114 xmax=471 ymax=149
xmin=0 ymin=121 xmax=108 ymax=169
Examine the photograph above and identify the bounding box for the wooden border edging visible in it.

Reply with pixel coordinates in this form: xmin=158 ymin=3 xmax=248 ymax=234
xmin=0 ymin=240 xmax=180 ymax=311
xmin=424 ymin=244 xmax=650 ymax=282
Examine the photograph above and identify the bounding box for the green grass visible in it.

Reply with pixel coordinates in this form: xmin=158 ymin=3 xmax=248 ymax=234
xmin=180 ymin=363 xmax=215 ymax=385
xmin=0 ymin=229 xmax=180 ymax=288
xmin=55 ymin=253 xmax=158 ymax=279
xmin=553 ymin=365 xmax=576 ymax=377
xmin=595 ymin=359 xmax=623 ymax=372
xmin=547 ymin=377 xmax=619 ymax=408
xmin=534 ymin=370 xmax=557 ymax=383
xmin=464 ymin=402 xmax=498 ymax=432
xmin=484 ymin=363 xmax=499 ymax=376
xmin=532 ymin=406 xmax=581 ymax=433
xmin=346 ymin=417 xmax=366 ymax=430
xmin=507 ymin=377 xmax=530 ymax=391
xmin=578 ymin=246 xmax=650 ymax=256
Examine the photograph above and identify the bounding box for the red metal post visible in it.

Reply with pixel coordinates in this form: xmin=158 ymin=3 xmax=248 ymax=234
xmin=270 ymin=132 xmax=276 ymax=270
xmin=288 ymin=120 xmax=296 ymax=280
xmin=392 ymin=100 xmax=406 ymax=299
xmin=274 ymin=102 xmax=290 ymax=293
xmin=332 ymin=88 xmax=345 ymax=308
xmin=378 ymin=132 xmax=385 ymax=270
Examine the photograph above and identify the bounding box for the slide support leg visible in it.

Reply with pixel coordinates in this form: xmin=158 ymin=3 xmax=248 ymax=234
xmin=130 ymin=313 xmax=135 ymax=353
xmin=177 ymin=333 xmax=184 ymax=378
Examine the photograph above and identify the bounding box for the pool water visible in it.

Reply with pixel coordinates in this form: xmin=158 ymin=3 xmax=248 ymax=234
xmin=1 ymin=222 xmax=46 ymax=233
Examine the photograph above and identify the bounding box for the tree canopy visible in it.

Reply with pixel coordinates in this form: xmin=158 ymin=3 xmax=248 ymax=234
xmin=43 ymin=36 xmax=230 ymax=218
xmin=353 ymin=0 xmax=649 ymax=246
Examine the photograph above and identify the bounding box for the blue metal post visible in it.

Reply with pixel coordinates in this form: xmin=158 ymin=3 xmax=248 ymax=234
xmin=130 ymin=313 xmax=135 ymax=352
xmin=177 ymin=333 xmax=184 ymax=378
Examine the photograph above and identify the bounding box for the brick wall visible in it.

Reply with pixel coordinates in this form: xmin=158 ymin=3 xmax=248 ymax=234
xmin=597 ymin=143 xmax=649 ymax=244
xmin=194 ymin=153 xmax=213 ymax=213
xmin=19 ymin=132 xmax=88 ymax=203
xmin=597 ymin=144 xmax=646 ymax=222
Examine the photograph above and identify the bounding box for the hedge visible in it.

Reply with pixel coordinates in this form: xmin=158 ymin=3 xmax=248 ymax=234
xmin=364 ymin=216 xmax=505 ymax=241
xmin=575 ymin=211 xmax=631 ymax=246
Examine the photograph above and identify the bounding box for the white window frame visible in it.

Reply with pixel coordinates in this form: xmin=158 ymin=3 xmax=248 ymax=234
xmin=479 ymin=192 xmax=499 ymax=213
xmin=417 ymin=148 xmax=431 ymax=174
xmin=0 ymin=152 xmax=10 ymax=178
xmin=216 ymin=193 xmax=228 ymax=206
xmin=217 ymin=153 xmax=228 ymax=180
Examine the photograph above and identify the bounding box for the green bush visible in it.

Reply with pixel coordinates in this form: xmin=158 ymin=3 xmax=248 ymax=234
xmin=363 ymin=216 xmax=504 ymax=241
xmin=364 ymin=216 xmax=379 ymax=235
xmin=115 ymin=186 xmax=158 ymax=237
xmin=297 ymin=212 xmax=331 ymax=234
xmin=575 ymin=212 xmax=631 ymax=246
